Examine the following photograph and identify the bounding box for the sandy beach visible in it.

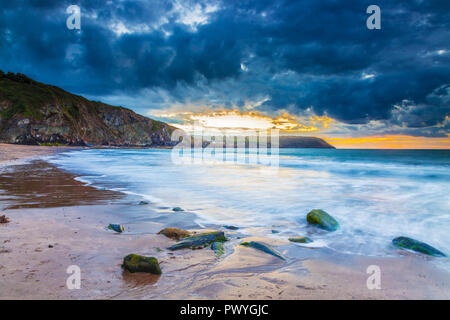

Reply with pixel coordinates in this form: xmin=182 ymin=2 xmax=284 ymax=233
xmin=0 ymin=143 xmax=449 ymax=300
xmin=0 ymin=144 xmax=77 ymax=166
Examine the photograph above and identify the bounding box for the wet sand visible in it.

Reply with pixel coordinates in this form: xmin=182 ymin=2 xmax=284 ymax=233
xmin=0 ymin=144 xmax=449 ymax=299
xmin=0 ymin=143 xmax=78 ymax=166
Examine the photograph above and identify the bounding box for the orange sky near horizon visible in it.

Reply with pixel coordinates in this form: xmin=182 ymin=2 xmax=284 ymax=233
xmin=151 ymin=109 xmax=450 ymax=149
xmin=322 ymin=135 xmax=450 ymax=149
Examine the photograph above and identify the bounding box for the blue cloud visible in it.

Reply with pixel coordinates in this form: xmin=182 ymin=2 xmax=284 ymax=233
xmin=0 ymin=0 xmax=448 ymax=136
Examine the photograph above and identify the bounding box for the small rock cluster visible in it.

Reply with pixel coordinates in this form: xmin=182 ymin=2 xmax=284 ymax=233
xmin=110 ymin=207 xmax=446 ymax=276
xmin=0 ymin=215 xmax=10 ymax=224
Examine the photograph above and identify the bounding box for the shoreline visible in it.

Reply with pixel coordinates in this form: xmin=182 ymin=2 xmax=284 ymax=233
xmin=0 ymin=143 xmax=83 ymax=166
xmin=0 ymin=144 xmax=449 ymax=299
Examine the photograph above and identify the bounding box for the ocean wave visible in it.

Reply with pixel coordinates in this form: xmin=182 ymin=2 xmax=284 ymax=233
xmin=47 ymin=148 xmax=450 ymax=264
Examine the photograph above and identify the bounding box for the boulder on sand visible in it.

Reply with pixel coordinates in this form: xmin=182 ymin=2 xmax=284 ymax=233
xmin=240 ymin=241 xmax=286 ymax=261
xmin=122 ymin=254 xmax=162 ymax=274
xmin=158 ymin=228 xmax=191 ymax=240
xmin=392 ymin=237 xmax=446 ymax=257
xmin=0 ymin=215 xmax=9 ymax=224
xmin=107 ymin=224 xmax=125 ymax=233
xmin=168 ymin=231 xmax=227 ymax=251
xmin=306 ymin=209 xmax=339 ymax=231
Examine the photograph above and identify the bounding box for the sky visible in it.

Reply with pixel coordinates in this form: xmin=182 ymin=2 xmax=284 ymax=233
xmin=0 ymin=0 xmax=449 ymax=148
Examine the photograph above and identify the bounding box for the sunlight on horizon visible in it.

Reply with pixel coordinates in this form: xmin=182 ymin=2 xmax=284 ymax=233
xmin=324 ymin=135 xmax=450 ymax=149
xmin=154 ymin=110 xmax=450 ymax=149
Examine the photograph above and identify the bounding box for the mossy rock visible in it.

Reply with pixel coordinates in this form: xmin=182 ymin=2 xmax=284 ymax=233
xmin=240 ymin=241 xmax=286 ymax=261
xmin=107 ymin=224 xmax=125 ymax=233
xmin=158 ymin=227 xmax=191 ymax=240
xmin=392 ymin=237 xmax=446 ymax=257
xmin=172 ymin=207 xmax=184 ymax=212
xmin=211 ymin=241 xmax=225 ymax=257
xmin=224 ymin=225 xmax=239 ymax=230
xmin=288 ymin=236 xmax=312 ymax=243
xmin=122 ymin=254 xmax=162 ymax=274
xmin=168 ymin=231 xmax=227 ymax=251
xmin=306 ymin=209 xmax=339 ymax=231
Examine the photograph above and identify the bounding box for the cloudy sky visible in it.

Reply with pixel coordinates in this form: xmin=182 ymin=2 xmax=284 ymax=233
xmin=1 ymin=0 xmax=449 ymax=148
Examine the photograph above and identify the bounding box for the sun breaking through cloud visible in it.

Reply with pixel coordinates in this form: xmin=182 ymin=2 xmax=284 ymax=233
xmin=149 ymin=109 xmax=328 ymax=134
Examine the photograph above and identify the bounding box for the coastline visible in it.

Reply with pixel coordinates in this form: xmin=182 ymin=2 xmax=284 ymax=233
xmin=0 ymin=143 xmax=82 ymax=166
xmin=0 ymin=144 xmax=449 ymax=299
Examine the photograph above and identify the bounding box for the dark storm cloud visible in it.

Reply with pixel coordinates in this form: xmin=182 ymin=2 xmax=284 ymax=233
xmin=0 ymin=0 xmax=448 ymax=136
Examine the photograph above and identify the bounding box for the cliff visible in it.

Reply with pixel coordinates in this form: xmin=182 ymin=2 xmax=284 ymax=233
xmin=0 ymin=71 xmax=177 ymax=146
xmin=278 ymin=136 xmax=335 ymax=148
xmin=200 ymin=135 xmax=335 ymax=149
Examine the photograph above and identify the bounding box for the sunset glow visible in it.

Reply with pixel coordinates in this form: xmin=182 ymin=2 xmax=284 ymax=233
xmin=152 ymin=110 xmax=321 ymax=133
xmin=151 ymin=109 xmax=450 ymax=149
xmin=324 ymin=135 xmax=450 ymax=149
xmin=191 ymin=112 xmax=275 ymax=130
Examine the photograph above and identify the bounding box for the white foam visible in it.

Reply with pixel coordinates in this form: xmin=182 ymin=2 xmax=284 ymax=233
xmin=46 ymin=148 xmax=450 ymax=263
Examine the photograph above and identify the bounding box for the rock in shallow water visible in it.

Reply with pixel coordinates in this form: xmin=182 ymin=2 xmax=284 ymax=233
xmin=306 ymin=209 xmax=339 ymax=231
xmin=288 ymin=236 xmax=312 ymax=243
xmin=158 ymin=228 xmax=191 ymax=240
xmin=168 ymin=231 xmax=227 ymax=251
xmin=392 ymin=237 xmax=446 ymax=257
xmin=211 ymin=241 xmax=225 ymax=257
xmin=122 ymin=254 xmax=162 ymax=274
xmin=224 ymin=225 xmax=239 ymax=230
xmin=240 ymin=241 xmax=286 ymax=261
xmin=172 ymin=207 xmax=184 ymax=212
xmin=107 ymin=224 xmax=125 ymax=233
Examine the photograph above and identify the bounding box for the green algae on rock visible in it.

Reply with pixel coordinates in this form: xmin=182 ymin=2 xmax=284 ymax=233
xmin=122 ymin=254 xmax=162 ymax=274
xmin=211 ymin=241 xmax=225 ymax=257
xmin=157 ymin=227 xmax=191 ymax=240
xmin=107 ymin=224 xmax=124 ymax=233
xmin=288 ymin=236 xmax=312 ymax=243
xmin=306 ymin=209 xmax=339 ymax=231
xmin=392 ymin=237 xmax=446 ymax=257
xmin=223 ymin=225 xmax=239 ymax=230
xmin=168 ymin=231 xmax=226 ymax=251
xmin=240 ymin=241 xmax=286 ymax=261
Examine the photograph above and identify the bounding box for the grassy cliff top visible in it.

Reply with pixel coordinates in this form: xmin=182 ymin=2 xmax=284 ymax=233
xmin=0 ymin=70 xmax=134 ymax=122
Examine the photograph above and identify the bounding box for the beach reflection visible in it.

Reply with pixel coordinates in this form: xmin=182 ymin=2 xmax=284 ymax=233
xmin=0 ymin=160 xmax=123 ymax=209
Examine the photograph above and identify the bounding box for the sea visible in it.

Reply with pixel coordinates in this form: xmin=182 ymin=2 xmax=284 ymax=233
xmin=46 ymin=148 xmax=450 ymax=262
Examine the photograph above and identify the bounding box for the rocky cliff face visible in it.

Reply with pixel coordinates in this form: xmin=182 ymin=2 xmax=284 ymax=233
xmin=0 ymin=71 xmax=177 ymax=146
